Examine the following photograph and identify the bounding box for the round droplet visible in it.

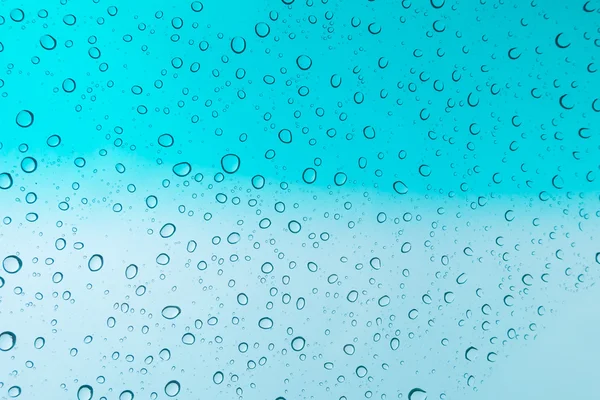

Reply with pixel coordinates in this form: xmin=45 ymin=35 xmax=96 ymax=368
xmin=291 ymin=336 xmax=305 ymax=351
xmin=2 ymin=255 xmax=22 ymax=274
xmin=173 ymin=162 xmax=191 ymax=177
xmin=302 ymin=168 xmax=317 ymax=184
xmin=191 ymin=1 xmax=204 ymax=12
xmin=8 ymin=386 xmax=21 ymax=398
xmin=146 ymin=195 xmax=158 ymax=209
xmin=88 ymin=254 xmax=104 ymax=272
xmin=160 ymin=223 xmax=176 ymax=238
xmin=10 ymin=8 xmax=25 ymax=22
xmin=296 ymin=55 xmax=313 ymax=70
xmin=0 ymin=331 xmax=16 ymax=351
xmin=0 ymin=173 xmax=13 ymax=189
xmin=393 ymin=180 xmax=409 ymax=194
xmin=288 ymin=220 xmax=302 ymax=233
xmin=258 ymin=317 xmax=274 ymax=329
xmin=119 ymin=390 xmax=134 ymax=400
xmin=363 ymin=126 xmax=376 ymax=139
xmin=158 ymin=134 xmax=174 ymax=147
xmin=62 ymin=78 xmax=76 ymax=93
xmin=165 ymin=380 xmax=180 ymax=397
xmin=252 ymin=175 xmax=265 ymax=189
xmin=231 ymin=36 xmax=246 ymax=54
xmin=278 ymin=129 xmax=292 ymax=144
xmin=343 ymin=344 xmax=355 ymax=355
xmin=255 ymin=22 xmax=270 ymax=37
xmin=334 ymin=172 xmax=347 ymax=186
xmin=16 ymin=110 xmax=34 ymax=128
xmin=221 ymin=154 xmax=240 ymax=174
xmin=77 ymin=385 xmax=94 ymax=400
xmin=162 ymin=306 xmax=181 ymax=319
xmin=40 ymin=34 xmax=57 ymax=50
xmin=408 ymin=388 xmax=427 ymax=400
xmin=182 ymin=332 xmax=195 ymax=345
xmin=21 ymin=157 xmax=37 ymax=173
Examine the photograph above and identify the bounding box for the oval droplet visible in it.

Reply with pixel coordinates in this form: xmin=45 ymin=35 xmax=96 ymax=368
xmin=88 ymin=254 xmax=104 ymax=272
xmin=161 ymin=306 xmax=181 ymax=320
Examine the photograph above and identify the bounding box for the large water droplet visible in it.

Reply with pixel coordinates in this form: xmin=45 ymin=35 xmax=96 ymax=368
xmin=40 ymin=34 xmax=57 ymax=50
xmin=393 ymin=180 xmax=409 ymax=194
xmin=165 ymin=380 xmax=181 ymax=397
xmin=2 ymin=255 xmax=22 ymax=274
xmin=408 ymin=388 xmax=427 ymax=400
xmin=15 ymin=110 xmax=34 ymax=128
xmin=0 ymin=331 xmax=16 ymax=351
xmin=0 ymin=172 xmax=13 ymax=189
xmin=20 ymin=157 xmax=38 ymax=173
xmin=88 ymin=254 xmax=104 ymax=272
xmin=162 ymin=306 xmax=181 ymax=319
xmin=221 ymin=154 xmax=240 ymax=174
xmin=159 ymin=223 xmax=176 ymax=238
xmin=173 ymin=162 xmax=191 ymax=177
xmin=291 ymin=336 xmax=305 ymax=351
xmin=77 ymin=385 xmax=94 ymax=400
xmin=296 ymin=55 xmax=313 ymax=70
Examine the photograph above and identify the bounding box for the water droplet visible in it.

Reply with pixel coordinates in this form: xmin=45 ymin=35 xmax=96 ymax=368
xmin=213 ymin=371 xmax=224 ymax=384
xmin=231 ymin=36 xmax=246 ymax=54
xmin=288 ymin=220 xmax=302 ymax=233
xmin=363 ymin=126 xmax=376 ymax=139
xmin=255 ymin=22 xmax=271 ymax=38
xmin=20 ymin=157 xmax=37 ymax=173
xmin=0 ymin=172 xmax=13 ymax=189
xmin=408 ymin=388 xmax=427 ymax=400
xmin=0 ymin=331 xmax=17 ymax=351
xmin=302 ymin=168 xmax=317 ymax=184
xmin=158 ymin=134 xmax=174 ymax=147
xmin=16 ymin=110 xmax=34 ymax=128
xmin=40 ymin=34 xmax=57 ymax=50
xmin=258 ymin=317 xmax=273 ymax=329
xmin=62 ymin=78 xmax=76 ymax=93
xmin=221 ymin=154 xmax=240 ymax=174
xmin=173 ymin=162 xmax=191 ymax=177
xmin=160 ymin=223 xmax=176 ymax=238
xmin=88 ymin=254 xmax=104 ymax=272
xmin=291 ymin=336 xmax=305 ymax=351
xmin=10 ymin=8 xmax=25 ymax=22
xmin=2 ymin=255 xmax=22 ymax=274
xmin=162 ymin=306 xmax=181 ymax=320
xmin=164 ymin=380 xmax=180 ymax=397
xmin=77 ymin=385 xmax=93 ymax=400
xmin=465 ymin=346 xmax=478 ymax=361
xmin=393 ymin=180 xmax=409 ymax=194
xmin=46 ymin=134 xmax=62 ymax=147
xmin=296 ymin=55 xmax=313 ymax=70
xmin=334 ymin=172 xmax=347 ymax=186
xmin=8 ymin=386 xmax=21 ymax=398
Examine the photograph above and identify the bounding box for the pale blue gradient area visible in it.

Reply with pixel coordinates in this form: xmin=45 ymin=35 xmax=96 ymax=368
xmin=467 ymin=286 xmax=600 ymax=399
